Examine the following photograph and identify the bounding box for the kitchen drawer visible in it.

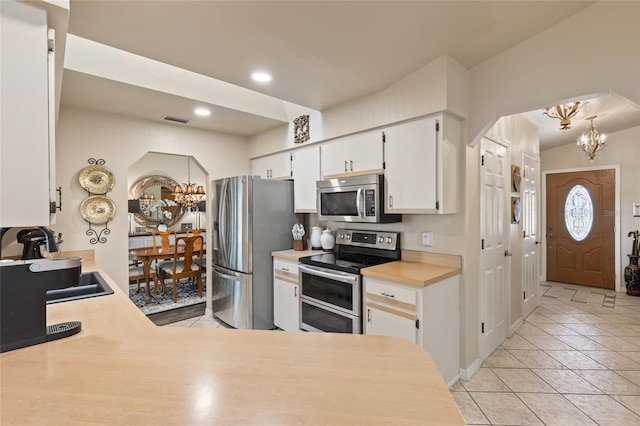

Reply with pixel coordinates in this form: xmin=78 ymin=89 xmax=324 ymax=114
xmin=365 ymin=278 xmax=417 ymax=310
xmin=274 ymin=258 xmax=298 ymax=283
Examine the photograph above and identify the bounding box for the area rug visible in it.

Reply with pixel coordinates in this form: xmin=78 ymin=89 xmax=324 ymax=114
xmin=129 ymin=279 xmax=206 ymax=316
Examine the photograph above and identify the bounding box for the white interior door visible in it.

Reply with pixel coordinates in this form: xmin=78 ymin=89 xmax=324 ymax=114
xmin=479 ymin=137 xmax=510 ymax=362
xmin=522 ymin=154 xmax=540 ymax=318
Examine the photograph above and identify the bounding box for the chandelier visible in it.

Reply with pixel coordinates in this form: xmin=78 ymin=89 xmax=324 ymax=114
xmin=577 ymin=116 xmax=606 ymax=161
xmin=173 ymin=158 xmax=205 ymax=209
xmin=543 ymin=102 xmax=583 ymax=131
xmin=139 ymin=193 xmax=155 ymax=210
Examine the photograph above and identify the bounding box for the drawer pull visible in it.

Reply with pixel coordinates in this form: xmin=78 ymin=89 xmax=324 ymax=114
xmin=281 ymin=267 xmax=289 ymax=271
xmin=381 ymin=292 xmax=395 ymax=298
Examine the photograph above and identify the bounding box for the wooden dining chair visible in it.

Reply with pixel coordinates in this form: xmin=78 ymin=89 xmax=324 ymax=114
xmin=158 ymin=235 xmax=204 ymax=303
xmin=152 ymin=230 xmax=176 ymax=250
xmin=186 ymin=229 xmax=206 ymax=270
xmin=129 ymin=260 xmax=159 ymax=294
xmin=152 ymin=229 xmax=177 ymax=279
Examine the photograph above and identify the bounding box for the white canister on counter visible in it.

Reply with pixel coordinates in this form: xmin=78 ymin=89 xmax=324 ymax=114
xmin=310 ymin=226 xmax=323 ymax=250
xmin=321 ymin=229 xmax=335 ymax=252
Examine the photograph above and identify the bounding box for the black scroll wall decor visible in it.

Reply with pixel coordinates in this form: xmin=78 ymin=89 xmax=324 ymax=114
xmin=78 ymin=158 xmax=116 ymax=244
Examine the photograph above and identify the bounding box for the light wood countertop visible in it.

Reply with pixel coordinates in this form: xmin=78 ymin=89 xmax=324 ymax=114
xmin=0 ymin=260 xmax=464 ymax=425
xmin=362 ymin=250 xmax=462 ymax=287
xmin=272 ymin=248 xmax=318 ymax=261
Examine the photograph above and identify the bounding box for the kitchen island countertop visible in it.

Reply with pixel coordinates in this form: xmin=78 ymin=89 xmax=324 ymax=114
xmin=0 ymin=258 xmax=464 ymax=425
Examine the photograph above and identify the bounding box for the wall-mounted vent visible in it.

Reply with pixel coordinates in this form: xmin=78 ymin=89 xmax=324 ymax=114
xmin=163 ymin=115 xmax=190 ymax=124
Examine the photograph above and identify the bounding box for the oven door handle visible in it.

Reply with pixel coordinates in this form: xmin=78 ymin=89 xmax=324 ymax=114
xmin=298 ymin=264 xmax=359 ymax=284
xmin=356 ymin=187 xmax=364 ymax=218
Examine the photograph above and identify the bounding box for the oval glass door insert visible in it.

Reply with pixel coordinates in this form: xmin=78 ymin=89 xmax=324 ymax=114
xmin=564 ymin=184 xmax=593 ymax=241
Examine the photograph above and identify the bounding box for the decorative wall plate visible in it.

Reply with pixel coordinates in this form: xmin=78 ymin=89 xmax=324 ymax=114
xmin=79 ymin=164 xmax=115 ymax=194
xmin=80 ymin=195 xmax=116 ymax=224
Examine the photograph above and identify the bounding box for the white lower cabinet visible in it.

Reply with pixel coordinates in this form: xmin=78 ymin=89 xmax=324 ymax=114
xmin=364 ymin=275 xmax=460 ymax=386
xmin=366 ymin=305 xmax=417 ymax=344
xmin=273 ymin=258 xmax=300 ymax=331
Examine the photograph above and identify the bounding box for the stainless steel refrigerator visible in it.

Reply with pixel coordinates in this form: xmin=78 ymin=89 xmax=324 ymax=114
xmin=212 ymin=175 xmax=298 ymax=329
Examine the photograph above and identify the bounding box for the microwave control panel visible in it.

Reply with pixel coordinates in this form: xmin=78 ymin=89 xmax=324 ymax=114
xmin=364 ymin=189 xmax=375 ymax=216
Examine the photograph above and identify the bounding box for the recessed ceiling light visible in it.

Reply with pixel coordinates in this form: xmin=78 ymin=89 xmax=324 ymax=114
xmin=194 ymin=108 xmax=211 ymax=117
xmin=251 ymin=72 xmax=273 ymax=83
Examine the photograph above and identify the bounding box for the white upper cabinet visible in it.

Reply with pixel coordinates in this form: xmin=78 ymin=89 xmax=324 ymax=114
xmin=0 ymin=1 xmax=54 ymax=227
xmin=320 ymin=130 xmax=383 ymax=179
xmin=291 ymin=145 xmax=320 ymax=213
xmin=383 ymin=114 xmax=460 ymax=214
xmin=251 ymin=152 xmax=292 ymax=180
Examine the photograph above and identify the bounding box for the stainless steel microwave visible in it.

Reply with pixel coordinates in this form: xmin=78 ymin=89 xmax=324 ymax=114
xmin=316 ymin=174 xmax=402 ymax=223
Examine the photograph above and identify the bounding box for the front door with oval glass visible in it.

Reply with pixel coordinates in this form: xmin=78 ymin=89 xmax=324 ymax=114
xmin=546 ymin=170 xmax=615 ymax=289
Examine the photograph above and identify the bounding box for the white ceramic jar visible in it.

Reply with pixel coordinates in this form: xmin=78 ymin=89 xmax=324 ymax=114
xmin=310 ymin=226 xmax=322 ymax=250
xmin=321 ymin=229 xmax=335 ymax=252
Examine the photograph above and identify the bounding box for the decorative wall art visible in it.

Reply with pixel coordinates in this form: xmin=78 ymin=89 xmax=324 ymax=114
xmin=78 ymin=158 xmax=115 ymax=244
xmin=511 ymin=196 xmax=521 ymax=224
xmin=511 ymin=165 xmax=521 ymax=193
xmin=293 ymin=114 xmax=310 ymax=144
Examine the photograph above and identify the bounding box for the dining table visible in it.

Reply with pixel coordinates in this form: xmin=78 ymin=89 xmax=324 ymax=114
xmin=129 ymin=245 xmax=205 ymax=304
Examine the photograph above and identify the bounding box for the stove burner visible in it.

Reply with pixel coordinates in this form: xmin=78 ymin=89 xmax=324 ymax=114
xmin=299 ymin=229 xmax=400 ymax=274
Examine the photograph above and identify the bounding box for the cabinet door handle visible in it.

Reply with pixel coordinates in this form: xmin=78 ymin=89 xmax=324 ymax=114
xmin=389 ymin=195 xmax=393 ymax=208
xmin=344 ymin=161 xmax=348 ymax=172
xmin=294 ymin=286 xmax=298 ymax=297
xmin=381 ymin=292 xmax=395 ymax=298
xmin=50 ymin=186 xmax=62 ymax=213
xmin=350 ymin=160 xmax=353 ymax=171
xmin=367 ymin=308 xmax=372 ymax=323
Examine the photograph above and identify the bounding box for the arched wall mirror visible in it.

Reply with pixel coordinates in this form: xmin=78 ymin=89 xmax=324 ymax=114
xmin=128 ymin=175 xmax=185 ymax=228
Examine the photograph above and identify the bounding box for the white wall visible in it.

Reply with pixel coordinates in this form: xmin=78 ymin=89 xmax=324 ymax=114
xmin=467 ymin=1 xmax=640 ymax=146
xmin=248 ymin=55 xmax=469 ymax=159
xmin=540 ymin=125 xmax=640 ymax=289
xmin=244 ymin=1 xmax=639 ymax=376
xmin=55 ymin=106 xmax=250 ymax=293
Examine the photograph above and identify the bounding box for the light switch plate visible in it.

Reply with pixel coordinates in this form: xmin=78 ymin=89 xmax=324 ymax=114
xmin=422 ymin=231 xmax=434 ymax=246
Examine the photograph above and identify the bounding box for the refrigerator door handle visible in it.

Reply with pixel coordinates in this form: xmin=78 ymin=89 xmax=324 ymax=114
xmin=218 ymin=178 xmax=229 ymax=265
xmin=214 ymin=268 xmax=240 ymax=281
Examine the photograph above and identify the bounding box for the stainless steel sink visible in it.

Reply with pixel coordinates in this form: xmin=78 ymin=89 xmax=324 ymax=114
xmin=46 ymin=272 xmax=114 ymax=304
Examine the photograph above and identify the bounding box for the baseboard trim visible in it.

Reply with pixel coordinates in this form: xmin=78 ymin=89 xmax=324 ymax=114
xmin=510 ymin=317 xmax=523 ymax=336
xmin=447 ymin=374 xmax=461 ymax=388
xmin=459 ymin=358 xmax=480 ymax=381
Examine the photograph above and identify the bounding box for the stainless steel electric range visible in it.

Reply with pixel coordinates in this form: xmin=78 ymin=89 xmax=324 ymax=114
xmin=298 ymin=229 xmax=400 ymax=334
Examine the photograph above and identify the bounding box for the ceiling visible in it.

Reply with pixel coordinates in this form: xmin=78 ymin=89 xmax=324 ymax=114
xmin=61 ymin=1 xmax=640 ymax=148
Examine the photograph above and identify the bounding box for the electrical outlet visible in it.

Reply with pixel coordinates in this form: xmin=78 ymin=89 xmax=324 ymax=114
xmin=422 ymin=231 xmax=434 ymax=246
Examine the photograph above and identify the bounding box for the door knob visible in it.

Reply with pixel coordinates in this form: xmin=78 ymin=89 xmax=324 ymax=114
xmin=504 ymin=250 xmax=513 ymax=257
xmin=547 ymin=234 xmax=553 ymax=238
xmin=535 ymin=241 xmax=541 ymax=245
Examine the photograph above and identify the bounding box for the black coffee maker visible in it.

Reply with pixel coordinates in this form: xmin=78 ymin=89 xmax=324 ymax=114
xmin=17 ymin=228 xmax=63 ymax=259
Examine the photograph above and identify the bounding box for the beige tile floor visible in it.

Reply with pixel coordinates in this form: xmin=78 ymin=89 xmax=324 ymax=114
xmin=452 ymin=282 xmax=640 ymax=425
xmin=163 ymin=281 xmax=640 ymax=425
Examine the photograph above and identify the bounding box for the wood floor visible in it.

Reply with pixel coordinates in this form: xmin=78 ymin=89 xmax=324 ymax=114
xmin=147 ymin=302 xmax=206 ymax=326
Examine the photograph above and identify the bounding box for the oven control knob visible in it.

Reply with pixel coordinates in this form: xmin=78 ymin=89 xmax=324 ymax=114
xmin=378 ymin=237 xmax=384 ymax=243
xmin=346 ymin=234 xmax=351 ymax=240
xmin=386 ymin=237 xmax=393 ymax=244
